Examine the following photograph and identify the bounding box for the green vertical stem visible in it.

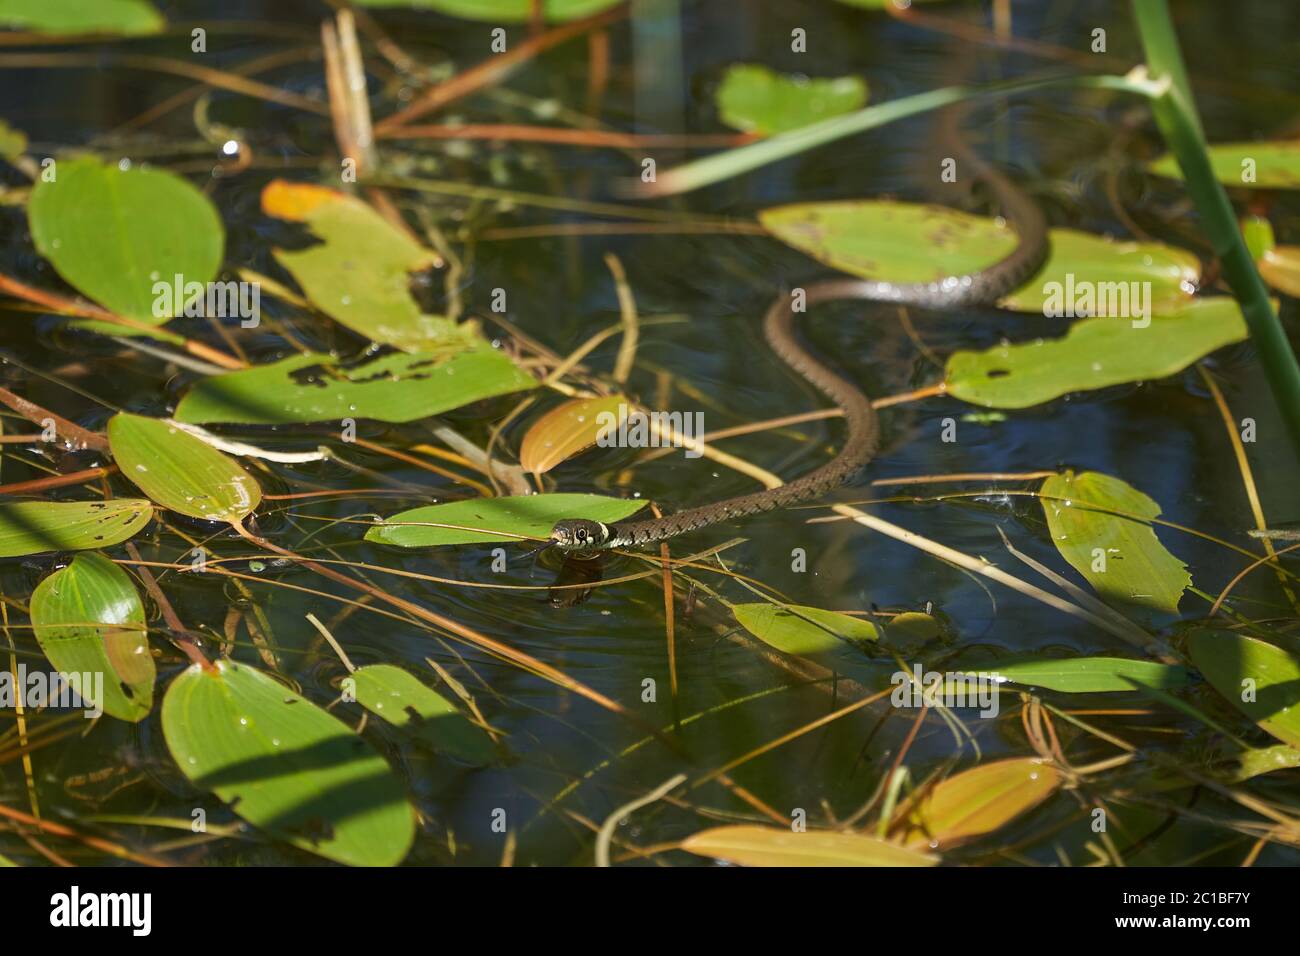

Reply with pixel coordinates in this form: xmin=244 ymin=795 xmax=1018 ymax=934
xmin=1133 ymin=0 xmax=1300 ymax=453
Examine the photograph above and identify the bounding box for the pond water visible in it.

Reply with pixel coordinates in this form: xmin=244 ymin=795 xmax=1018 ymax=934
xmin=0 ymin=0 xmax=1298 ymax=866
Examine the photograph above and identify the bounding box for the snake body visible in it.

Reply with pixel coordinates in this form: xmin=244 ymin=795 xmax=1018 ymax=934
xmin=549 ymin=107 xmax=1048 ymax=553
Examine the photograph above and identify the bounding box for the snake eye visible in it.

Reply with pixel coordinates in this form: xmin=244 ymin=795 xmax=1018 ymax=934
xmin=576 ymin=529 xmax=587 ymax=541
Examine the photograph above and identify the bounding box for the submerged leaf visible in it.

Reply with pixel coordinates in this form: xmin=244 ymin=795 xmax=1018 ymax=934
xmin=1040 ymin=471 xmax=1190 ymax=615
xmin=898 ymin=758 xmax=1061 ymax=849
xmin=28 ymin=155 xmax=223 ymax=322
xmin=1150 ymin=140 xmax=1300 ymax=190
xmin=163 ymin=659 xmax=415 ymax=866
xmin=108 ymin=413 xmax=261 ymax=522
xmin=174 ymin=348 xmax=536 ymax=425
xmin=0 ymin=499 xmax=152 ymax=557
xmin=945 ymin=297 xmax=1246 ymax=408
xmin=352 ymin=664 xmax=495 ymax=765
xmin=732 ymin=602 xmax=878 ymax=673
xmin=30 ymin=552 xmax=154 ymax=722
xmin=681 ymin=825 xmax=937 ymax=867
xmin=0 ymin=0 xmax=164 ymax=35
xmin=0 ymin=118 xmax=26 ymax=161
xmin=519 ymin=395 xmax=628 ymax=474
xmin=1188 ymin=629 xmax=1300 ymax=748
xmin=367 ymin=494 xmax=647 ymax=548
xmin=261 ymin=180 xmax=480 ymax=353
xmin=716 ymin=64 xmax=867 ymax=136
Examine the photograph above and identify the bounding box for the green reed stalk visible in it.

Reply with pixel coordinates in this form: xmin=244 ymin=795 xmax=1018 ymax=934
xmin=1133 ymin=0 xmax=1300 ymax=452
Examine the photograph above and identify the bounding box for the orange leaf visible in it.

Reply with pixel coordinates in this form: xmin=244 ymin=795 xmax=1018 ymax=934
xmin=519 ymin=395 xmax=628 ymax=475
xmin=261 ymin=179 xmax=345 ymax=221
xmin=898 ymin=757 xmax=1061 ymax=849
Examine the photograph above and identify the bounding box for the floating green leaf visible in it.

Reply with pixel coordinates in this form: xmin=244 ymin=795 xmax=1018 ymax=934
xmin=1150 ymin=140 xmax=1300 ymax=190
xmin=262 ymin=180 xmax=480 ymax=353
xmin=945 ymin=297 xmax=1246 ymax=408
xmin=1241 ymin=215 xmax=1275 ymax=262
xmin=351 ymin=0 xmax=621 ymax=21
xmin=1227 ymin=744 xmax=1300 ymax=783
xmin=163 ymin=659 xmax=415 ymax=867
xmin=367 ymin=494 xmax=647 ymax=548
xmin=732 ymin=603 xmax=878 ymax=673
xmin=1188 ymin=629 xmax=1300 ymax=748
xmin=28 ymin=156 xmax=223 ymax=323
xmin=898 ymin=758 xmax=1061 ymax=849
xmin=0 ymin=499 xmax=152 ymax=557
xmin=1041 ymin=471 xmax=1190 ymax=615
xmin=716 ymin=64 xmax=867 ymax=136
xmin=30 ymin=552 xmax=154 ymax=722
xmin=681 ymin=825 xmax=937 ymax=867
xmin=174 ymin=348 xmax=536 ymax=425
xmin=352 ymin=664 xmax=495 ymax=765
xmin=519 ymin=394 xmax=628 ymax=474
xmin=0 ymin=0 xmax=163 ymax=35
xmin=963 ymin=656 xmax=1190 ymax=693
xmin=760 ymin=202 xmax=1198 ymax=313
xmin=108 ymin=413 xmax=261 ymax=522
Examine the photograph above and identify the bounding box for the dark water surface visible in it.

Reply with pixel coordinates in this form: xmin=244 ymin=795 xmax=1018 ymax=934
xmin=1 ymin=0 xmax=1299 ymax=866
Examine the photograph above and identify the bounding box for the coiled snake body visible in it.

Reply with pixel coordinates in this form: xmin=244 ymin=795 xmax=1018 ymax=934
xmin=549 ymin=108 xmax=1048 ymax=553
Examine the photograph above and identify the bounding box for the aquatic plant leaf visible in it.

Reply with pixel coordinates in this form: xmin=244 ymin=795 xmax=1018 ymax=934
xmin=716 ymin=64 xmax=867 ymax=136
xmin=351 ymin=0 xmax=621 ymax=22
xmin=0 ymin=499 xmax=152 ymax=557
xmin=0 ymin=0 xmax=163 ymax=35
xmin=1188 ymin=629 xmax=1300 ymax=748
xmin=108 ymin=413 xmax=261 ymax=522
xmin=833 ymin=0 xmax=944 ymax=7
xmin=962 ymin=656 xmax=1190 ymax=693
xmin=1241 ymin=215 xmax=1275 ymax=262
xmin=30 ymin=552 xmax=153 ymax=722
xmin=162 ymin=659 xmax=415 ymax=867
xmin=759 ymin=201 xmax=1198 ymax=313
xmin=1258 ymin=247 xmax=1300 ymax=298
xmin=898 ymin=758 xmax=1061 ymax=849
xmin=1040 ymin=471 xmax=1190 ymax=615
xmin=945 ymin=297 xmax=1246 ymax=408
xmin=681 ymin=825 xmax=937 ymax=867
xmin=0 ymin=118 xmax=26 ymax=160
xmin=173 ymin=348 xmax=536 ymax=425
xmin=1227 ymin=744 xmax=1300 ymax=783
xmin=732 ymin=603 xmax=878 ymax=674
xmin=351 ymin=664 xmax=495 ymax=765
xmin=1150 ymin=140 xmax=1300 ymax=190
xmin=519 ymin=394 xmax=628 ymax=474
xmin=367 ymin=494 xmax=647 ymax=547
xmin=27 ymin=155 xmax=223 ymax=322
xmin=261 ymin=180 xmax=480 ymax=353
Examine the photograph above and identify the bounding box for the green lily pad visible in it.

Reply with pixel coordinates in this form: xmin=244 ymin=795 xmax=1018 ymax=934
xmin=1150 ymin=140 xmax=1300 ymax=190
xmin=351 ymin=0 xmax=621 ymax=21
xmin=174 ymin=347 xmax=535 ymax=425
xmin=962 ymin=656 xmax=1189 ymax=693
xmin=0 ymin=499 xmax=153 ymax=557
xmin=367 ymin=494 xmax=647 ymax=547
xmin=28 ymin=156 xmax=223 ymax=323
xmin=732 ymin=602 xmax=878 ymax=674
xmin=108 ymin=413 xmax=261 ymax=522
xmin=716 ymin=64 xmax=867 ymax=136
xmin=0 ymin=0 xmax=163 ymax=35
xmin=681 ymin=825 xmax=937 ymax=867
xmin=261 ymin=180 xmax=481 ymax=353
xmin=30 ymin=552 xmax=154 ymax=722
xmin=162 ymin=659 xmax=415 ymax=866
xmin=759 ymin=201 xmax=1199 ymax=314
xmin=1188 ymin=629 xmax=1300 ymax=748
xmin=945 ymin=296 xmax=1246 ymax=408
xmin=352 ymin=664 xmax=495 ymax=765
xmin=1040 ymin=471 xmax=1190 ymax=616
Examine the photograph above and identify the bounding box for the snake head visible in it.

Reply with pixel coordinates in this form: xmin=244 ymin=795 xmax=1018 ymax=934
xmin=550 ymin=519 xmax=610 ymax=552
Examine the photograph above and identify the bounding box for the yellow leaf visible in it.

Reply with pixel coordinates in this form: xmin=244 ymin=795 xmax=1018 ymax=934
xmin=681 ymin=825 xmax=938 ymax=867
xmin=519 ymin=395 xmax=628 ymax=475
xmin=899 ymin=757 xmax=1061 ymax=849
